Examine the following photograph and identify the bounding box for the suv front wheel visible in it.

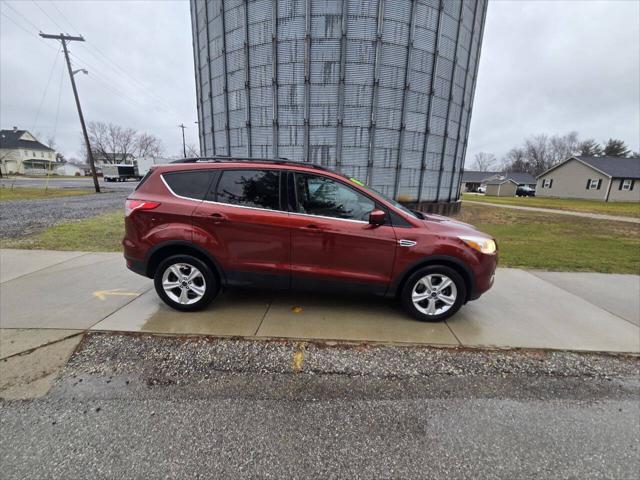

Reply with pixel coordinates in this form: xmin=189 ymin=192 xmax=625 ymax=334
xmin=401 ymin=265 xmax=466 ymax=322
xmin=154 ymin=255 xmax=219 ymax=311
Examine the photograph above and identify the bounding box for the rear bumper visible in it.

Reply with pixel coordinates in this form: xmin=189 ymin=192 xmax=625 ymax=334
xmin=125 ymin=256 xmax=147 ymax=277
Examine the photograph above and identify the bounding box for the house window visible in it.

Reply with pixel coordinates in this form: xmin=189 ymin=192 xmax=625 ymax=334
xmin=542 ymin=178 xmax=553 ymax=188
xmin=621 ymin=179 xmax=634 ymax=191
xmin=587 ymin=179 xmax=601 ymax=190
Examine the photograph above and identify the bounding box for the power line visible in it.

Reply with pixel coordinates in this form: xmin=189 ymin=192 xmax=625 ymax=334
xmin=1 ymin=6 xmax=150 ymax=120
xmin=36 ymin=0 xmax=182 ymax=116
xmin=67 ymin=52 xmax=157 ymax=111
xmin=0 ymin=10 xmax=36 ymax=37
xmin=31 ymin=0 xmax=67 ymax=33
xmin=49 ymin=1 xmax=80 ymax=34
xmin=3 ymin=1 xmax=41 ymax=32
xmin=52 ymin=59 xmax=66 ymax=141
xmin=32 ymin=46 xmax=62 ymax=131
xmin=15 ymin=0 xmax=185 ymax=118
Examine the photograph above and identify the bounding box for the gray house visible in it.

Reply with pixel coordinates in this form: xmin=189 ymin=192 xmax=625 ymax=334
xmin=485 ymin=179 xmax=518 ymax=197
xmin=536 ymin=156 xmax=640 ymax=202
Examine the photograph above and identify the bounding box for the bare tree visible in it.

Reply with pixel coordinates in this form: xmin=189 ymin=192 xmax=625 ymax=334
xmin=86 ymin=122 xmax=163 ymax=163
xmin=500 ymin=147 xmax=527 ymax=172
xmin=523 ymin=134 xmax=552 ymax=175
xmin=549 ymin=131 xmax=579 ymax=165
xmin=87 ymin=122 xmax=136 ymax=163
xmin=185 ymin=143 xmax=200 ymax=158
xmin=471 ymin=152 xmax=497 ymax=172
xmin=134 ymin=132 xmax=164 ymax=158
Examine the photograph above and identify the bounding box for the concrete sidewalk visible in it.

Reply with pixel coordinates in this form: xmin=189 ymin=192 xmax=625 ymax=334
xmin=1 ymin=249 xmax=639 ymax=354
xmin=463 ymin=199 xmax=640 ymax=224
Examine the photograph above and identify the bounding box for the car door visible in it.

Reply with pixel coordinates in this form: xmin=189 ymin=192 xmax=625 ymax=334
xmin=192 ymin=168 xmax=290 ymax=289
xmin=288 ymin=171 xmax=397 ymax=294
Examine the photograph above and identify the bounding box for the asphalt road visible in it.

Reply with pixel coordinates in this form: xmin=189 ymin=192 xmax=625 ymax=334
xmin=1 ymin=334 xmax=638 ymax=479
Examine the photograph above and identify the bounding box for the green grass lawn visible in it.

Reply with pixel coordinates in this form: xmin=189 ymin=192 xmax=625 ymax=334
xmin=455 ymin=204 xmax=640 ymax=274
xmin=0 ymin=186 xmax=95 ymax=201
xmin=462 ymin=193 xmax=640 ymax=218
xmin=2 ymin=211 xmax=124 ymax=252
xmin=3 ymin=204 xmax=639 ymax=274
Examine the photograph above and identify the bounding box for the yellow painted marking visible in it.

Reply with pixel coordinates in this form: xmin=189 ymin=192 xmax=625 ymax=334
xmin=292 ymin=342 xmax=306 ymax=372
xmin=93 ymin=289 xmax=141 ymax=301
xmin=291 ymin=306 xmax=303 ymax=313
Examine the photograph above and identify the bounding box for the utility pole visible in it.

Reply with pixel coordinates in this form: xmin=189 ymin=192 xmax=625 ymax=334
xmin=179 ymin=123 xmax=187 ymax=158
xmin=40 ymin=33 xmax=100 ymax=193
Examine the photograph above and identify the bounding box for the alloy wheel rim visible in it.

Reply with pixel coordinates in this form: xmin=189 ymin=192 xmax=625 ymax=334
xmin=411 ymin=274 xmax=457 ymax=316
xmin=161 ymin=263 xmax=206 ymax=305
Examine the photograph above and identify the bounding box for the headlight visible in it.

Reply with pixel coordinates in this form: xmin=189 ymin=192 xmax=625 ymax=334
xmin=459 ymin=235 xmax=497 ymax=255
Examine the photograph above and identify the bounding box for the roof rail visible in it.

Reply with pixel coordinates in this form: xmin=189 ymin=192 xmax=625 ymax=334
xmin=170 ymin=156 xmax=333 ymax=172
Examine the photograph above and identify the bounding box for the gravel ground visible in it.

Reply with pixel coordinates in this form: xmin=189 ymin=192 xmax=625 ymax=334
xmin=0 ymin=189 xmax=130 ymax=238
xmin=66 ymin=332 xmax=639 ymax=381
xmin=1 ymin=334 xmax=638 ymax=479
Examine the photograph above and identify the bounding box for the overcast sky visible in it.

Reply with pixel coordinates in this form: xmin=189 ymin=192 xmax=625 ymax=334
xmin=1 ymin=0 xmax=639 ymax=162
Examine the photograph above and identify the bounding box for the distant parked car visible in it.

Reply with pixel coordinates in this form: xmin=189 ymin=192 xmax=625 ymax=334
xmin=477 ymin=185 xmax=486 ymax=194
xmin=516 ymin=185 xmax=536 ymax=197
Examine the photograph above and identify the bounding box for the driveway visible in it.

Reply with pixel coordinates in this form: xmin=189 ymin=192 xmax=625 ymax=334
xmin=1 ymin=249 xmax=638 ymax=353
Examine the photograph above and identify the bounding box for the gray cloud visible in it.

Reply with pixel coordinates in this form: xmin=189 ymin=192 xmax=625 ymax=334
xmin=1 ymin=0 xmax=198 ymax=159
xmin=467 ymin=0 xmax=640 ymax=160
xmin=1 ymin=0 xmax=638 ymax=163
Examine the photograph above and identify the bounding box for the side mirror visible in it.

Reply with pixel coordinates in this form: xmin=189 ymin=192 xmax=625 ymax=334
xmin=368 ymin=209 xmax=386 ymax=226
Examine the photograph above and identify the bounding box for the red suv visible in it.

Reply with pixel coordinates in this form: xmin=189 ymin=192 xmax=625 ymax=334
xmin=123 ymin=158 xmax=497 ymax=322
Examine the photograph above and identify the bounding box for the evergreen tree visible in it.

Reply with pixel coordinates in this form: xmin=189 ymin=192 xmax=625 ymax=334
xmin=602 ymin=138 xmax=630 ymax=157
xmin=577 ymin=139 xmax=602 ymax=156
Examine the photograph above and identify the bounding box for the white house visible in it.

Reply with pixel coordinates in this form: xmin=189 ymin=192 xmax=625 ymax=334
xmin=57 ymin=161 xmax=88 ymax=176
xmin=0 ymin=127 xmax=57 ymax=175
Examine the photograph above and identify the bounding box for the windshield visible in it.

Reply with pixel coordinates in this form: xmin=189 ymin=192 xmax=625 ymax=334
xmin=348 ymin=178 xmax=421 ymax=219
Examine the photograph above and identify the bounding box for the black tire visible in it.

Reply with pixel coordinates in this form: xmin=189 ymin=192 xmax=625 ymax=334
xmin=153 ymin=254 xmax=219 ymax=312
xmin=400 ymin=265 xmax=467 ymax=322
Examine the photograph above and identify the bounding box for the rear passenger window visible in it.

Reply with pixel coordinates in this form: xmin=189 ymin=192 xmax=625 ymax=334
xmin=163 ymin=171 xmax=213 ymax=200
xmin=215 ymin=170 xmax=281 ymax=210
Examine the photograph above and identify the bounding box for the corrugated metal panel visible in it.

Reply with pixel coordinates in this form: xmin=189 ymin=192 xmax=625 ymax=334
xmin=192 ymin=0 xmax=487 ymax=203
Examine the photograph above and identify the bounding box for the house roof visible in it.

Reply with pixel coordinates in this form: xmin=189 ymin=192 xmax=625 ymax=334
xmin=576 ymin=156 xmax=640 ymax=179
xmin=538 ymin=156 xmax=640 ymax=179
xmin=461 ymin=171 xmax=502 ymax=183
xmin=486 ymin=179 xmax=518 ymax=186
xmin=0 ymin=129 xmax=54 ymax=151
xmin=505 ymin=172 xmax=536 ymax=184
xmin=462 ymin=170 xmax=536 ymax=185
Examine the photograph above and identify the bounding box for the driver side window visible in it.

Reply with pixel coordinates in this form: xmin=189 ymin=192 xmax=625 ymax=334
xmin=294 ymin=173 xmax=375 ymax=221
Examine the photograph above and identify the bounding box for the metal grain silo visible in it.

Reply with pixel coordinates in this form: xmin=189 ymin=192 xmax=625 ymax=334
xmin=190 ymin=0 xmax=488 ymax=212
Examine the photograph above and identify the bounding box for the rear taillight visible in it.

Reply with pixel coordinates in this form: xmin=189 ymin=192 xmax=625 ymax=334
xmin=125 ymin=199 xmax=160 ymax=217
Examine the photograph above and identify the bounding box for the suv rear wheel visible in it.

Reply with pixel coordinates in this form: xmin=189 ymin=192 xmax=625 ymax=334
xmin=401 ymin=265 xmax=466 ymax=322
xmin=153 ymin=255 xmax=219 ymax=311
